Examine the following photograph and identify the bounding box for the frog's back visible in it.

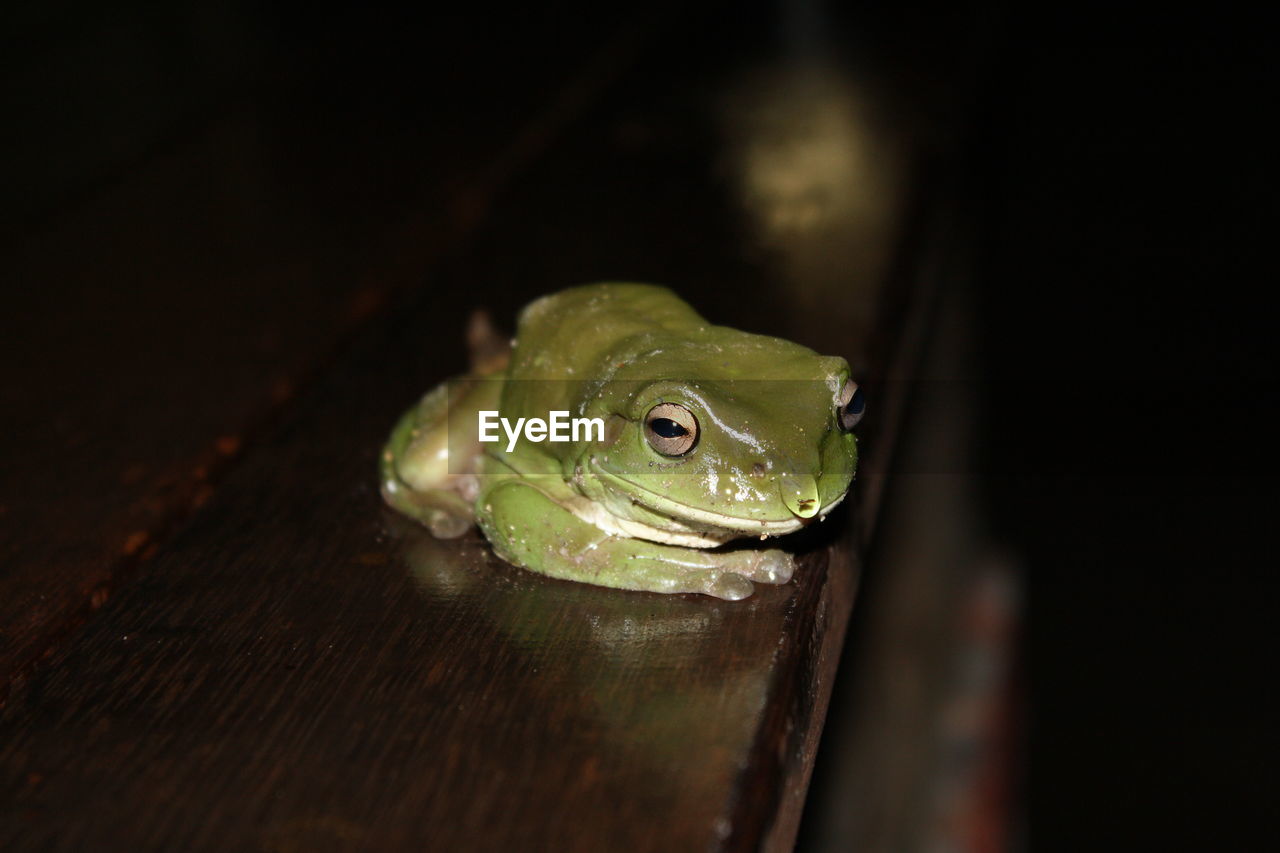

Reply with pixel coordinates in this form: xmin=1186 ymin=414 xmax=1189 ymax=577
xmin=508 ymin=283 xmax=705 ymax=380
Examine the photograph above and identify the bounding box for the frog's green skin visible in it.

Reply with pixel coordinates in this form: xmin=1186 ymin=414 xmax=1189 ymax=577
xmin=381 ymin=283 xmax=858 ymax=600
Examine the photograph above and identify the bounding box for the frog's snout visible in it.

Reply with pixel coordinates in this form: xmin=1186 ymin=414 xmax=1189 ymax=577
xmin=778 ymin=473 xmax=820 ymax=519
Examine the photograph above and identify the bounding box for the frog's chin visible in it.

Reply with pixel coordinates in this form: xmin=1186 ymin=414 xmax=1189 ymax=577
xmin=587 ymin=467 xmax=847 ymax=547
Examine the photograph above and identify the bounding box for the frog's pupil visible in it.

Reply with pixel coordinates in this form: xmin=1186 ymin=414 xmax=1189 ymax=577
xmin=846 ymin=388 xmax=865 ymax=416
xmin=650 ymin=418 xmax=687 ymax=438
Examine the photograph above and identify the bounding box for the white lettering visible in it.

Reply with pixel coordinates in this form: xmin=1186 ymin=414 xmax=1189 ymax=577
xmin=573 ymin=416 xmax=604 ymax=442
xmin=479 ymin=411 xmax=609 ymax=450
xmin=502 ymin=417 xmax=525 ymax=453
xmin=478 ymin=411 xmax=500 ymax=442
xmin=549 ymin=410 xmax=570 ymax=441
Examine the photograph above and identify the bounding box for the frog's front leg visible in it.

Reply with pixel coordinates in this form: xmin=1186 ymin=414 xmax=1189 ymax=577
xmin=382 ymin=477 xmax=474 ymax=538
xmin=380 ymin=397 xmax=474 ymax=538
xmin=477 ymin=480 xmax=794 ymax=600
xmin=381 ymin=372 xmax=504 ymax=539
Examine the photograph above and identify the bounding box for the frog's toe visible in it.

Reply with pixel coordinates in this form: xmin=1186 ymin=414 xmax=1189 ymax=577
xmin=743 ymin=549 xmax=795 ymax=585
xmin=428 ymin=512 xmax=472 ymax=539
xmin=704 ymin=572 xmax=755 ymax=601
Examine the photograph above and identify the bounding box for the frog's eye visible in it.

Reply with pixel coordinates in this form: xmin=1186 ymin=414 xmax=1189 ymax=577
xmin=644 ymin=402 xmax=699 ymax=456
xmin=837 ymin=380 xmax=865 ymax=432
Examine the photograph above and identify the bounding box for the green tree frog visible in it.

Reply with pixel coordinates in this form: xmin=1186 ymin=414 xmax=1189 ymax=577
xmin=381 ymin=283 xmax=863 ymax=600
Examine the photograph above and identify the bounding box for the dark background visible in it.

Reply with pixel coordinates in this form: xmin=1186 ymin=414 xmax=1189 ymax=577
xmin=4 ymin=0 xmax=1275 ymax=848
xmin=970 ymin=2 xmax=1275 ymax=847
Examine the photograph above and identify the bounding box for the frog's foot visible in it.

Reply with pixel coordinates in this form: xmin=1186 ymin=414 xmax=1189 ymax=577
xmin=700 ymin=572 xmax=755 ymax=601
xmin=466 ymin=309 xmax=512 ymax=374
xmin=381 ymin=480 xmax=473 ymax=539
xmin=728 ymin=547 xmax=796 ymax=586
xmin=633 ymin=548 xmax=794 ymax=599
xmin=477 ymin=481 xmax=795 ymax=600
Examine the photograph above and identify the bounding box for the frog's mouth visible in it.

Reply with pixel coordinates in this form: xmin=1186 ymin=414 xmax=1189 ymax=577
xmin=591 ymin=466 xmax=847 ymax=540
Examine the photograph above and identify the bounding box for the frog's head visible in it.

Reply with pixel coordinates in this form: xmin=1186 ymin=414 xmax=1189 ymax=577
xmin=580 ymin=334 xmax=862 ymax=544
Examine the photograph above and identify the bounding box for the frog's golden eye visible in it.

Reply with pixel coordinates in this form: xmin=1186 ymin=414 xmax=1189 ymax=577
xmin=644 ymin=402 xmax=699 ymax=456
xmin=837 ymin=380 xmax=865 ymax=432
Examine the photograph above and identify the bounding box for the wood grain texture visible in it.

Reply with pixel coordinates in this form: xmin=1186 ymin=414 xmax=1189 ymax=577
xmin=1 ymin=281 xmax=885 ymax=850
xmin=0 ymin=4 xmax=649 ymax=689
xmin=2 ymin=3 xmax=923 ymax=848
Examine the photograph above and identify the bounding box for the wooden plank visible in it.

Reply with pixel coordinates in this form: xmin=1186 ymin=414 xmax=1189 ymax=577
xmin=0 ymin=5 xmax=649 ymax=688
xmin=2 ymin=6 xmax=925 ymax=850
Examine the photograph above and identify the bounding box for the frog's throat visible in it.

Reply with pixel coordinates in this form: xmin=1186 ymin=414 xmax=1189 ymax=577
xmin=562 ymin=494 xmax=734 ymax=548
xmin=588 ymin=467 xmax=848 ymax=546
